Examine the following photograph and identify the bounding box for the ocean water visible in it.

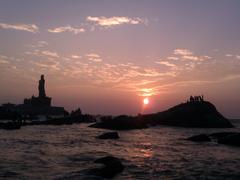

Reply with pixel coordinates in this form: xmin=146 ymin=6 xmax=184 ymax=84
xmin=0 ymin=121 xmax=240 ymax=180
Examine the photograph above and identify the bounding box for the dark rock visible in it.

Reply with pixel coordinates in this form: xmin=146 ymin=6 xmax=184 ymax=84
xmin=217 ymin=133 xmax=240 ymax=147
xmin=148 ymin=101 xmax=234 ymax=128
xmin=93 ymin=156 xmax=124 ymax=178
xmin=90 ymin=115 xmax=148 ymax=130
xmin=0 ymin=122 xmax=21 ymax=130
xmin=209 ymin=132 xmax=239 ymax=139
xmin=187 ymin=134 xmax=211 ymax=142
xmin=186 ymin=132 xmax=240 ymax=147
xmin=90 ymin=101 xmax=233 ymax=130
xmin=97 ymin=132 xmax=120 ymax=139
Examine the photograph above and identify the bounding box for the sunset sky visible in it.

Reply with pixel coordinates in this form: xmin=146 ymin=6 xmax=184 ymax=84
xmin=0 ymin=0 xmax=240 ymax=118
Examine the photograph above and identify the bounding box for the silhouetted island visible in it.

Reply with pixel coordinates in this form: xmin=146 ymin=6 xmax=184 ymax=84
xmin=90 ymin=98 xmax=233 ymax=130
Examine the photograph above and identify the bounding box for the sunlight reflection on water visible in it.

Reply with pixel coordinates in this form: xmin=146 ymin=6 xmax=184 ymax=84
xmin=0 ymin=123 xmax=239 ymax=179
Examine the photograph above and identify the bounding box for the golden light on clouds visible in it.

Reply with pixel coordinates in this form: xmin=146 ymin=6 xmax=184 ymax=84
xmin=48 ymin=25 xmax=85 ymax=34
xmin=0 ymin=22 xmax=38 ymax=33
xmin=1 ymin=1 xmax=240 ymax=117
xmin=86 ymin=16 xmax=146 ymax=26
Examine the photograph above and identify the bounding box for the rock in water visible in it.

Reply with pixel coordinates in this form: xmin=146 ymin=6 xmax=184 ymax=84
xmin=0 ymin=122 xmax=21 ymax=130
xmin=147 ymin=101 xmax=234 ymax=128
xmin=90 ymin=101 xmax=233 ymax=129
xmin=209 ymin=132 xmax=238 ymax=139
xmin=187 ymin=134 xmax=211 ymax=142
xmin=217 ymin=133 xmax=240 ymax=147
xmin=186 ymin=132 xmax=240 ymax=147
xmin=97 ymin=132 xmax=120 ymax=139
xmin=90 ymin=115 xmax=148 ymax=130
xmin=94 ymin=156 xmax=124 ymax=178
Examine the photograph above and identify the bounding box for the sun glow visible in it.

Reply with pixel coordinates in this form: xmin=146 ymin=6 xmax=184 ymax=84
xmin=143 ymin=97 xmax=149 ymax=105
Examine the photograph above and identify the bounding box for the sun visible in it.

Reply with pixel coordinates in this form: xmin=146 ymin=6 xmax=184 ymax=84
xmin=143 ymin=97 xmax=149 ymax=105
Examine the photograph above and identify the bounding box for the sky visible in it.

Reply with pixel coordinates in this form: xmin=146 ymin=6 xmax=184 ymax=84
xmin=0 ymin=0 xmax=240 ymax=118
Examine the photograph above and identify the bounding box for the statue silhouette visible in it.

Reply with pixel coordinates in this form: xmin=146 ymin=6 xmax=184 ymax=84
xmin=38 ymin=75 xmax=46 ymax=97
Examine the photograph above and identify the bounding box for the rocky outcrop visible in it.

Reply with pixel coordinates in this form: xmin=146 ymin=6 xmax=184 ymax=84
xmin=93 ymin=156 xmax=124 ymax=178
xmin=187 ymin=134 xmax=211 ymax=142
xmin=217 ymin=133 xmax=240 ymax=147
xmin=97 ymin=132 xmax=120 ymax=139
xmin=90 ymin=115 xmax=148 ymax=130
xmin=209 ymin=132 xmax=238 ymax=139
xmin=90 ymin=101 xmax=233 ymax=130
xmin=0 ymin=122 xmax=21 ymax=130
xmin=148 ymin=101 xmax=233 ymax=128
xmin=187 ymin=132 xmax=240 ymax=147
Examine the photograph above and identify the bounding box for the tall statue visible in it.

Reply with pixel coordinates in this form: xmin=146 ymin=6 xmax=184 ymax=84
xmin=38 ymin=75 xmax=46 ymax=97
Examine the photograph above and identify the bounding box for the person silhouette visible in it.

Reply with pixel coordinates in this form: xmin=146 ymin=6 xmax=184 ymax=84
xmin=190 ymin=96 xmax=194 ymax=102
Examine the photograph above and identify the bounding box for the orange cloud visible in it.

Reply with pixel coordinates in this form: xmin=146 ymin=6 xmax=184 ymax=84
xmin=48 ymin=25 xmax=85 ymax=34
xmin=0 ymin=23 xmax=38 ymax=33
xmin=41 ymin=50 xmax=59 ymax=58
xmin=86 ymin=16 xmax=146 ymax=27
xmin=86 ymin=53 xmax=102 ymax=62
xmin=174 ymin=49 xmax=212 ymax=61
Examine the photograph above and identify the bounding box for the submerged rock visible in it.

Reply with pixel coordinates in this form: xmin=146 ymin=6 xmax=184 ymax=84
xmin=217 ymin=133 xmax=240 ymax=147
xmin=209 ymin=132 xmax=238 ymax=139
xmin=97 ymin=132 xmax=120 ymax=139
xmin=187 ymin=134 xmax=211 ymax=142
xmin=93 ymin=156 xmax=124 ymax=179
xmin=186 ymin=132 xmax=240 ymax=147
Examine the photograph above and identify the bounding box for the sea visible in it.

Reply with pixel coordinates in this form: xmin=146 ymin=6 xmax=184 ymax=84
xmin=0 ymin=120 xmax=240 ymax=180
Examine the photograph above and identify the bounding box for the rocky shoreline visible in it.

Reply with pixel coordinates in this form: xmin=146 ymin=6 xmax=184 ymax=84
xmin=186 ymin=132 xmax=240 ymax=147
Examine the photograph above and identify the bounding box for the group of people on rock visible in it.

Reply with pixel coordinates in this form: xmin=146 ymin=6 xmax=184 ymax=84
xmin=189 ymin=95 xmax=204 ymax=102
